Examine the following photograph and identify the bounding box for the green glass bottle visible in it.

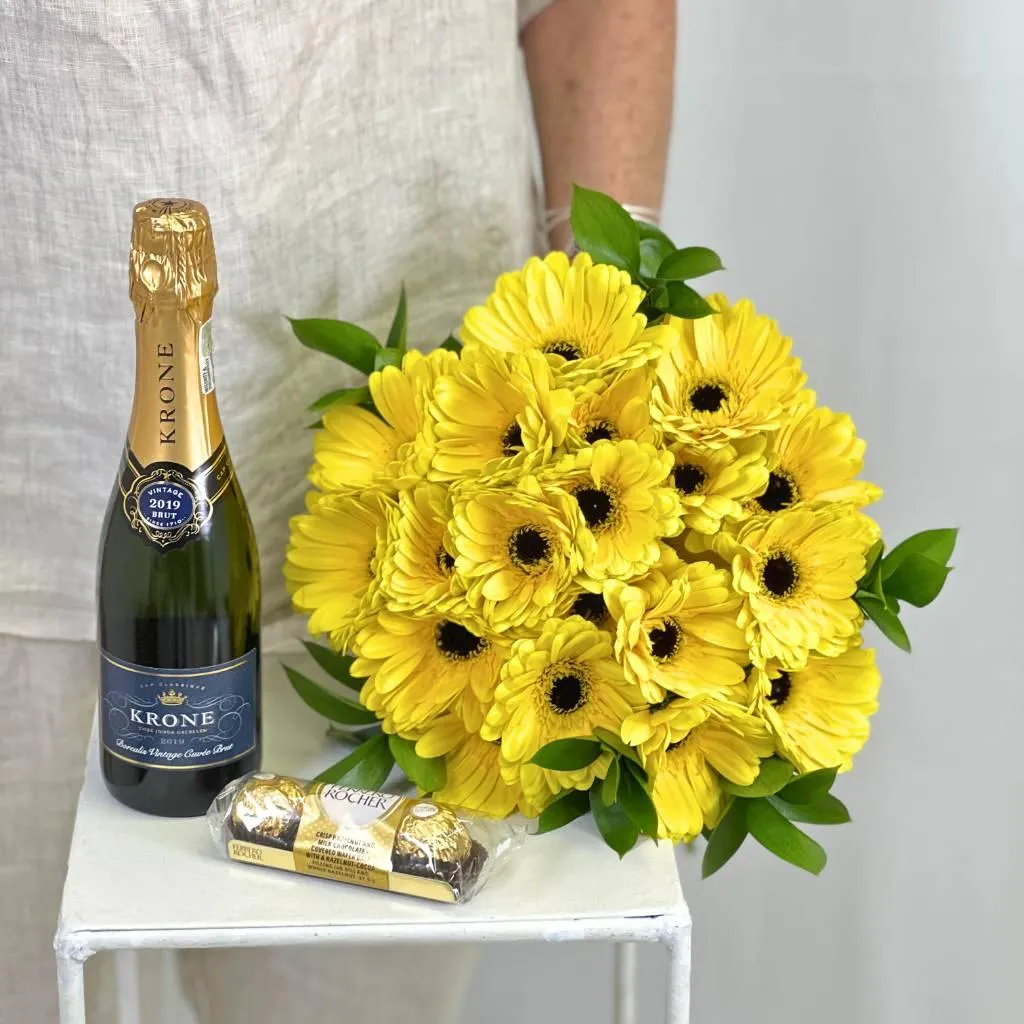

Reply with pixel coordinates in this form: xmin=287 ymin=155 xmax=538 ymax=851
xmin=98 ymin=199 xmax=261 ymax=817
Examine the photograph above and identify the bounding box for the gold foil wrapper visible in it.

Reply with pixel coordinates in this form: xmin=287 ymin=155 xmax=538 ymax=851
xmin=230 ymin=774 xmax=306 ymax=850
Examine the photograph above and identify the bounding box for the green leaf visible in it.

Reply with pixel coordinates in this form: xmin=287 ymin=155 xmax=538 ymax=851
xmin=315 ymin=733 xmax=395 ymax=788
xmin=701 ymin=800 xmax=748 ymax=878
xmin=861 ymin=539 xmax=885 ymax=581
xmin=639 ymin=237 xmax=674 ymax=279
xmin=858 ymin=594 xmax=912 ymax=652
xmin=658 ymin=246 xmax=724 ymax=281
xmin=593 ymin=726 xmax=643 ymax=766
xmin=308 ymin=385 xmax=373 ymax=414
xmin=636 ymin=220 xmax=676 ymax=249
xmin=745 ymin=798 xmax=827 ymax=875
xmin=620 ymin=755 xmax=650 ymax=785
xmin=719 ymin=756 xmax=795 ymax=798
xmin=439 ymin=334 xmax=463 ymax=353
xmin=646 ymin=281 xmax=669 ymax=309
xmin=373 ymin=347 xmax=403 ymax=372
xmin=882 ymin=553 xmax=952 ymax=608
xmin=386 ymin=284 xmax=408 ymax=351
xmin=283 ymin=665 xmax=377 ymax=725
xmin=570 ymin=184 xmax=641 ymax=274
xmin=780 ymin=766 xmax=838 ymax=805
xmin=601 ymin=757 xmax=621 ymax=806
xmin=529 ymin=738 xmax=603 ymax=772
xmin=589 ymin=788 xmax=639 ymax=857
xmin=536 ymin=789 xmax=591 ymax=835
xmin=287 ymin=317 xmax=380 ymax=375
xmin=661 ymin=281 xmax=716 ymax=319
xmin=301 ymin=641 xmax=362 ymax=692
xmin=881 ymin=528 xmax=958 ymax=580
xmin=617 ymin=764 xmax=659 ymax=838
xmin=388 ymin=735 xmax=446 ymax=793
xmin=769 ymin=793 xmax=851 ymax=826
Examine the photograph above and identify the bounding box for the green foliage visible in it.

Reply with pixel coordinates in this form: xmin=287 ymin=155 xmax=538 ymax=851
xmin=658 ymin=246 xmax=724 ymax=281
xmin=373 ymin=348 xmax=403 ymax=372
xmin=570 ymin=184 xmax=641 ymax=274
xmin=283 ymin=666 xmax=377 ymax=725
xmin=769 ymin=793 xmax=851 ymax=825
xmin=779 ymin=766 xmax=838 ymax=804
xmin=745 ymin=799 xmax=827 ymax=875
xmin=388 ymin=735 xmax=446 ymax=793
xmin=529 ymin=737 xmax=603 ymax=771
xmin=315 ymin=733 xmax=394 ymax=788
xmin=601 ymin=756 xmax=621 ymax=806
xmin=593 ymin=726 xmax=643 ymax=766
xmin=287 ymin=317 xmax=380 ymax=374
xmin=308 ymin=384 xmax=373 ymax=414
xmin=702 ymin=801 xmax=748 ymax=878
xmin=617 ymin=763 xmax=659 ymax=838
xmin=536 ymin=789 xmax=591 ymax=835
xmin=301 ymin=641 xmax=361 ymax=692
xmin=589 ymin=787 xmax=639 ymax=857
xmin=386 ymin=284 xmax=408 ymax=351
xmin=719 ymin=757 xmax=794 ymax=798
xmin=440 ymin=334 xmax=463 ymax=353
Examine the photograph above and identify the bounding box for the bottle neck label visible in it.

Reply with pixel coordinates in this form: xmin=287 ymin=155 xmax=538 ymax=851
xmin=121 ymin=312 xmax=234 ymax=551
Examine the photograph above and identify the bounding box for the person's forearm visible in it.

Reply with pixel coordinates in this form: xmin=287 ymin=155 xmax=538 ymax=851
xmin=523 ymin=0 xmax=675 ymax=250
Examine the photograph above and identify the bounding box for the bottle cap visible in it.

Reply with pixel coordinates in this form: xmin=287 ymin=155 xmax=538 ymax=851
xmin=130 ymin=198 xmax=218 ymax=314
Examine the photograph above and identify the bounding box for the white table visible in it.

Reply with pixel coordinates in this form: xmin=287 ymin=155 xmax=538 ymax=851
xmin=55 ymin=657 xmax=691 ymax=1024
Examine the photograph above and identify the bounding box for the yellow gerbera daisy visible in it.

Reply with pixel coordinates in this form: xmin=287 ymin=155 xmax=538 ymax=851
xmin=622 ymin=698 xmax=773 ymax=841
xmin=545 ymin=439 xmax=682 ymax=581
xmin=652 ymin=296 xmax=807 ymax=449
xmin=449 ymin=477 xmax=585 ymax=631
xmin=554 ymin=586 xmax=614 ymax=631
xmin=415 ymin=715 xmax=523 ymax=817
xmin=481 ymin=617 xmax=643 ymax=795
xmin=312 ymin=348 xmax=456 ymax=493
xmin=566 ymin=368 xmax=660 ymax=449
xmin=731 ymin=506 xmax=877 ymax=670
xmin=427 ymin=345 xmax=572 ymax=483
xmin=460 ymin=250 xmax=669 ymax=382
xmin=669 ymin=438 xmax=769 ymax=534
xmin=750 ymin=648 xmax=880 ymax=772
xmin=749 ymin=396 xmax=883 ymax=515
xmin=352 ymin=611 xmax=507 ymax=735
xmin=380 ymin=483 xmax=467 ymax=617
xmin=285 ymin=490 xmax=394 ymax=649
xmin=604 ymin=561 xmax=749 ymax=703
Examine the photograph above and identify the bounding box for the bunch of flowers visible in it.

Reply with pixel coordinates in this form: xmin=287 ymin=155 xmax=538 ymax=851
xmin=283 ymin=187 xmax=955 ymax=874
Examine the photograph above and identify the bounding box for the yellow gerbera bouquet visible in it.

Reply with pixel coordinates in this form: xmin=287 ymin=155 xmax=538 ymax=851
xmin=283 ymin=187 xmax=955 ymax=875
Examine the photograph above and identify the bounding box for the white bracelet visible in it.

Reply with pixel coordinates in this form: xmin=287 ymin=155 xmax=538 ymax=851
xmin=543 ymin=203 xmax=662 ymax=234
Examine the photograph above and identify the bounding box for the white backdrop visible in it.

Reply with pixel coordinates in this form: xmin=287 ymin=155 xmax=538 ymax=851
xmin=462 ymin=1 xmax=1024 ymax=1021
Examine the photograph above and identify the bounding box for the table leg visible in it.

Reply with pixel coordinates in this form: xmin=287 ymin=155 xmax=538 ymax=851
xmin=115 ymin=949 xmax=142 ymax=1024
xmin=665 ymin=925 xmax=691 ymax=1024
xmin=57 ymin=955 xmax=87 ymax=1024
xmin=613 ymin=942 xmax=638 ymax=1024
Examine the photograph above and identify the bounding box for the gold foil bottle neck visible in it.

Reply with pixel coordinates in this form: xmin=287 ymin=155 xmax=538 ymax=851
xmin=130 ymin=198 xmax=217 ymax=320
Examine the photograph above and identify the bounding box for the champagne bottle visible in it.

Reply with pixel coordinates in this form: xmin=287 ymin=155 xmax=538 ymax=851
xmin=98 ymin=199 xmax=261 ymax=817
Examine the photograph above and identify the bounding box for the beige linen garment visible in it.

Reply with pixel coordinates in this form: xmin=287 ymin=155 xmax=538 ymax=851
xmin=0 ymin=1 xmax=554 ymax=1020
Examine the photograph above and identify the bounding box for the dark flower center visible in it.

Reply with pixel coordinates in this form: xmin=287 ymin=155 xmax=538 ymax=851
xmin=769 ymin=671 xmax=792 ymax=707
xmin=544 ymin=340 xmax=584 ymax=361
xmin=436 ymin=548 xmax=456 ymax=577
xmin=761 ymin=553 xmax=799 ymax=598
xmin=574 ymin=486 xmax=615 ymax=531
xmin=756 ymin=471 xmax=798 ymax=513
xmin=571 ymin=592 xmax=609 ymax=628
xmin=548 ymin=672 xmax=587 ymax=714
xmin=673 ymin=463 xmax=707 ymax=495
xmin=690 ymin=382 xmax=728 ymax=413
xmin=666 ymin=737 xmax=689 ymax=753
xmin=583 ymin=420 xmax=617 ymax=444
xmin=501 ymin=421 xmax=524 ymax=456
xmin=649 ymin=618 xmax=683 ymax=661
xmin=435 ymin=620 xmax=487 ymax=661
xmin=508 ymin=526 xmax=551 ymax=570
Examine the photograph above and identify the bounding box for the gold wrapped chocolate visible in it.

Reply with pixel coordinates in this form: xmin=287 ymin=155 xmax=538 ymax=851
xmin=208 ymin=772 xmax=523 ymax=903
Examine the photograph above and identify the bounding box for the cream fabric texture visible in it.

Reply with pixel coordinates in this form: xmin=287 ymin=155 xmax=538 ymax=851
xmin=0 ymin=1 xmax=554 ymax=1020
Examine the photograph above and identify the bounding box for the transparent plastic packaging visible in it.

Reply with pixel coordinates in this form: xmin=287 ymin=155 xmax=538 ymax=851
xmin=208 ymin=772 xmax=524 ymax=903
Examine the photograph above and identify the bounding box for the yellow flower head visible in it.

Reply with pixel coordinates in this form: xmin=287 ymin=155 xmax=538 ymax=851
xmin=482 ymin=616 xmax=643 ymax=769
xmin=449 ymin=477 xmax=585 ymax=631
xmin=731 ymin=506 xmax=878 ymax=670
xmin=546 ymin=439 xmax=682 ymax=581
xmin=622 ymin=698 xmax=773 ymax=841
xmin=312 ymin=349 xmax=456 ymax=493
xmin=285 ymin=489 xmax=394 ymax=649
xmin=460 ymin=251 xmax=668 ymax=382
xmin=669 ymin=438 xmax=769 ymax=535
xmin=380 ymin=483 xmax=468 ymax=618
xmin=352 ymin=611 xmax=507 ymax=734
xmin=750 ymin=648 xmax=880 ymax=773
xmin=427 ymin=345 xmax=572 ymax=482
xmin=748 ymin=396 xmax=883 ymax=516
xmin=604 ymin=561 xmax=749 ymax=704
xmin=502 ymin=757 xmax=613 ymax=819
xmin=566 ymin=367 xmax=660 ymax=449
xmin=652 ymin=296 xmax=807 ymax=449
xmin=415 ymin=715 xmax=523 ymax=818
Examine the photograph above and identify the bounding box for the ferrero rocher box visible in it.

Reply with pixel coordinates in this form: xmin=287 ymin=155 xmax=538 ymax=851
xmin=208 ymin=772 xmax=522 ymax=904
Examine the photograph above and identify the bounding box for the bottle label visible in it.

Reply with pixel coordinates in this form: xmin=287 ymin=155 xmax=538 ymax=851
xmin=198 ymin=320 xmax=216 ymax=395
xmin=119 ymin=442 xmax=233 ymax=551
xmin=100 ymin=648 xmax=258 ymax=770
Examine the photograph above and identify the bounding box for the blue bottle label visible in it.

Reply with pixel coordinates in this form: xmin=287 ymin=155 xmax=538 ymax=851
xmin=100 ymin=648 xmax=258 ymax=770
